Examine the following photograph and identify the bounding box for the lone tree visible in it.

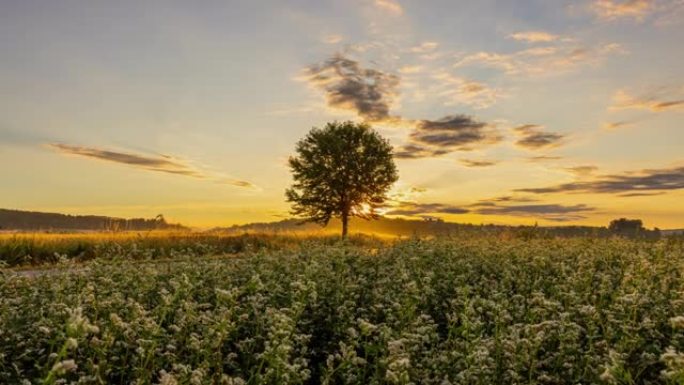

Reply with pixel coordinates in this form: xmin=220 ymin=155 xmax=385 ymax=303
xmin=286 ymin=121 xmax=398 ymax=237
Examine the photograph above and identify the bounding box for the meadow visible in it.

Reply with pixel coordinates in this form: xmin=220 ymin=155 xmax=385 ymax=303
xmin=2 ymin=233 xmax=684 ymax=384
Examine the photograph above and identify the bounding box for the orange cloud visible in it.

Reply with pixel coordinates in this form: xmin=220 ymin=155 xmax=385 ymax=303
xmin=374 ymin=0 xmax=403 ymax=15
xmin=591 ymin=0 xmax=653 ymax=21
xmin=610 ymin=89 xmax=684 ymax=112
xmin=509 ymin=31 xmax=559 ymax=43
xmin=49 ymin=143 xmax=256 ymax=189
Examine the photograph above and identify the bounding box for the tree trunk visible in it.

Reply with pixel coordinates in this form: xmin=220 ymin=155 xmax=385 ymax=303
xmin=341 ymin=211 xmax=349 ymax=238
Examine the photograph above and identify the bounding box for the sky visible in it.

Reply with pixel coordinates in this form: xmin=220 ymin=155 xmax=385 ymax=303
xmin=1 ymin=0 xmax=683 ymax=228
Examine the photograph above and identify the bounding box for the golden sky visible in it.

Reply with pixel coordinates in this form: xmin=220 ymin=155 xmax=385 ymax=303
xmin=1 ymin=0 xmax=683 ymax=228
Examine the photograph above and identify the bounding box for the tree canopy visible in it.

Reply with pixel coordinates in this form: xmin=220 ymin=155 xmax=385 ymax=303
xmin=286 ymin=121 xmax=398 ymax=237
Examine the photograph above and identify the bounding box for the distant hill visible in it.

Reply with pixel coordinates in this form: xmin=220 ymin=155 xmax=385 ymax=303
xmin=217 ymin=216 xmax=680 ymax=239
xmin=662 ymin=229 xmax=684 ymax=236
xmin=0 ymin=209 xmax=186 ymax=231
xmin=215 ymin=217 xmax=630 ymax=238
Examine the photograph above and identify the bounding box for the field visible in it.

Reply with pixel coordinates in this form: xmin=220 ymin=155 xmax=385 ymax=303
xmin=2 ymin=234 xmax=684 ymax=384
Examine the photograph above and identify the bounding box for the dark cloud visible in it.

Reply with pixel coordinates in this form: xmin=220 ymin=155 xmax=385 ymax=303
xmin=473 ymin=203 xmax=595 ymax=222
xmin=527 ymin=155 xmax=563 ymax=162
xmin=564 ymin=165 xmax=598 ymax=176
xmin=476 ymin=195 xmax=539 ymax=204
xmin=386 ymin=202 xmax=470 ymax=216
xmin=394 ymin=144 xmax=449 ymax=159
xmin=516 ymin=166 xmax=684 ymax=194
xmin=302 ymin=54 xmax=503 ymax=160
xmin=654 ymin=100 xmax=684 ymax=110
xmin=302 ymin=54 xmax=400 ymax=122
xmin=603 ymin=121 xmax=633 ymax=130
xmin=611 ymin=89 xmax=684 ymax=112
xmin=386 ymin=198 xmax=594 ymax=222
xmin=397 ymin=115 xmax=502 ymax=158
xmin=618 ymin=192 xmax=666 ymax=197
xmin=460 ymin=159 xmax=498 ymax=167
xmin=49 ymin=143 xmax=255 ymax=188
xmin=514 ymin=124 xmax=565 ymax=150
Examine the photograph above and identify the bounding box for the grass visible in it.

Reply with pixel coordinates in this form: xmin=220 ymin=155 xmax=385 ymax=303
xmin=0 ymin=231 xmax=385 ymax=267
xmin=2 ymin=235 xmax=684 ymax=384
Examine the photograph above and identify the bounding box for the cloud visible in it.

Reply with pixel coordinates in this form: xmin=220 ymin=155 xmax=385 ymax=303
xmin=564 ymin=165 xmax=599 ymax=176
xmin=514 ymin=124 xmax=565 ymax=150
xmin=49 ymin=143 xmax=255 ymax=188
xmin=454 ymin=42 xmax=624 ymax=76
xmin=301 ymin=54 xmax=500 ymax=159
xmin=476 ymin=195 xmax=539 ymax=204
xmin=374 ymin=0 xmax=404 ymax=15
xmin=385 ymin=202 xmax=470 ymax=216
xmin=516 ymin=165 xmax=684 ymax=194
xmin=322 ymin=34 xmax=343 ymax=44
xmin=300 ymin=54 xmax=400 ymax=122
xmin=410 ymin=41 xmax=439 ymax=53
xmin=394 ymin=144 xmax=449 ymax=159
xmin=399 ymin=65 xmax=424 ymax=74
xmin=527 ymin=155 xmax=564 ymax=162
xmin=590 ymin=0 xmax=653 ymax=21
xmin=509 ymin=31 xmax=560 ymax=43
xmin=460 ymin=159 xmax=498 ymax=167
xmin=618 ymin=191 xmax=666 ymax=197
xmin=431 ymin=71 xmax=503 ymax=109
xmin=472 ymin=203 xmax=596 ymax=222
xmin=386 ymin=198 xmax=594 ymax=222
xmin=396 ymin=115 xmax=502 ymax=158
xmin=610 ymin=89 xmax=684 ymax=112
xmin=602 ymin=121 xmax=634 ymax=130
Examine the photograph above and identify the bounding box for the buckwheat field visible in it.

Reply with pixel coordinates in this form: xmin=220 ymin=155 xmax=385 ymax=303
xmin=2 ymin=235 xmax=684 ymax=384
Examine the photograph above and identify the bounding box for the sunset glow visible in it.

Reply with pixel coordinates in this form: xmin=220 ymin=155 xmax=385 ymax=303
xmin=1 ymin=0 xmax=682 ymax=228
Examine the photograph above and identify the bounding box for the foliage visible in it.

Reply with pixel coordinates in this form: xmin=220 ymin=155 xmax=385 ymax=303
xmin=286 ymin=121 xmax=398 ymax=237
xmin=0 ymin=209 xmax=186 ymax=231
xmin=2 ymin=237 xmax=684 ymax=384
xmin=0 ymin=232 xmax=381 ymax=267
xmin=610 ymin=218 xmax=646 ymax=236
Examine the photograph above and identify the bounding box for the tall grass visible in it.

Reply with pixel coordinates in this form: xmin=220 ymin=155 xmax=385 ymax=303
xmin=0 ymin=232 xmax=384 ymax=267
xmin=2 ymin=237 xmax=684 ymax=383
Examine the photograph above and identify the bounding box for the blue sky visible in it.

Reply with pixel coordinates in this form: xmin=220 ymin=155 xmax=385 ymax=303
xmin=1 ymin=0 xmax=683 ymax=227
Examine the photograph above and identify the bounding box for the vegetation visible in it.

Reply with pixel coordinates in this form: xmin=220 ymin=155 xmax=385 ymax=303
xmin=286 ymin=121 xmax=398 ymax=237
xmin=0 ymin=209 xmax=186 ymax=232
xmin=2 ymin=236 xmax=684 ymax=384
xmin=0 ymin=232 xmax=380 ymax=267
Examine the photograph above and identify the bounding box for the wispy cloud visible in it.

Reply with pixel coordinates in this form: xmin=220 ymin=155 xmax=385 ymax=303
xmin=399 ymin=65 xmax=424 ymax=74
xmin=460 ymin=159 xmax=498 ymax=167
xmin=476 ymin=195 xmax=539 ymax=204
xmin=513 ymin=124 xmax=565 ymax=150
xmin=374 ymin=0 xmax=404 ymax=15
xmin=516 ymin=165 xmax=684 ymax=194
xmin=472 ymin=202 xmax=596 ymax=222
xmin=386 ymin=202 xmax=469 ymax=216
xmin=409 ymin=41 xmax=439 ymax=53
xmin=509 ymin=31 xmax=559 ymax=43
xmin=590 ymin=0 xmax=653 ymax=21
xmin=431 ymin=71 xmax=503 ymax=109
xmin=586 ymin=0 xmax=684 ymax=24
xmin=527 ymin=155 xmax=564 ymax=162
xmin=321 ymin=34 xmax=343 ymax=44
xmin=602 ymin=121 xmax=634 ymax=130
xmin=49 ymin=143 xmax=256 ymax=188
xmin=564 ymin=165 xmax=599 ymax=176
xmin=454 ymin=42 xmax=624 ymax=76
xmin=610 ymin=89 xmax=684 ymax=112
xmin=386 ymin=198 xmax=595 ymax=222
